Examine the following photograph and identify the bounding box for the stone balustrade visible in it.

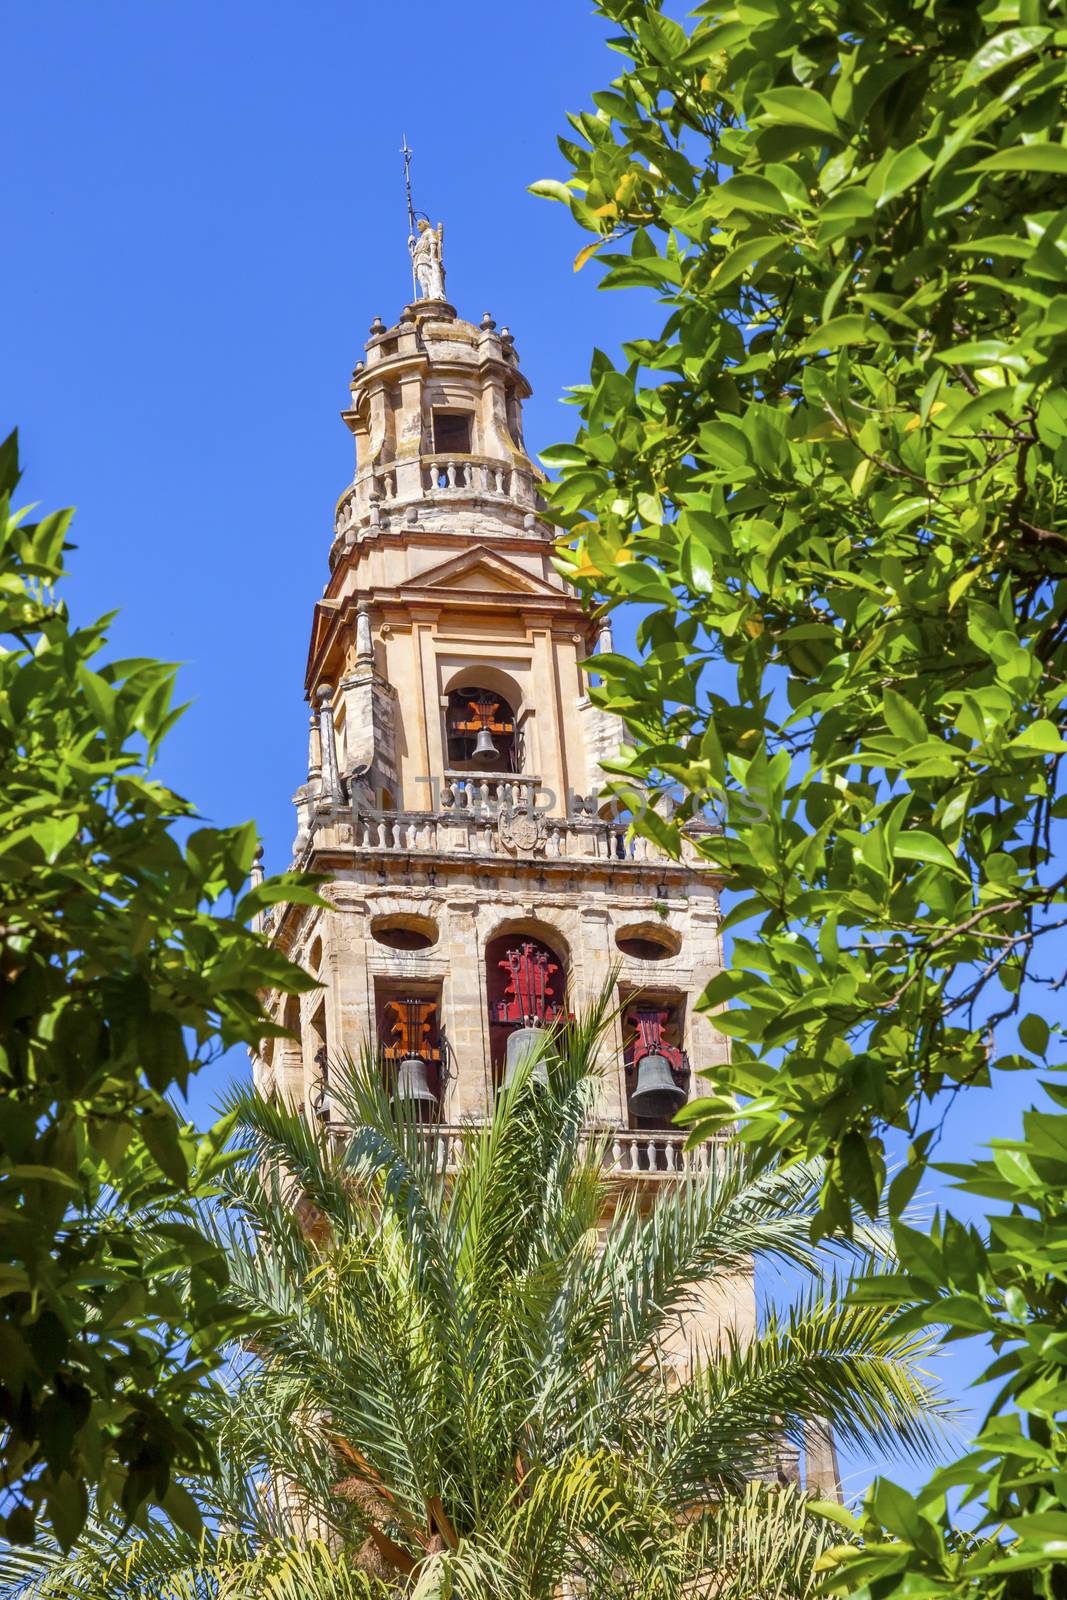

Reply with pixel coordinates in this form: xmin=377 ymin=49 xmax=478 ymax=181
xmin=331 ymin=1123 xmax=722 ymax=1180
xmin=441 ymin=771 xmax=539 ymax=816
xmin=334 ymin=454 xmax=546 ymax=542
xmin=345 ymin=805 xmax=686 ymax=865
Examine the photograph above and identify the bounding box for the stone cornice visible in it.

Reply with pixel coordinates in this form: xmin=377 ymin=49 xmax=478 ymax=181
xmin=305 ymin=582 xmax=590 ymax=697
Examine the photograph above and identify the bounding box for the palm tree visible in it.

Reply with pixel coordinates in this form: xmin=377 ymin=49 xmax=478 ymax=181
xmin=0 ymin=996 xmax=951 ymax=1598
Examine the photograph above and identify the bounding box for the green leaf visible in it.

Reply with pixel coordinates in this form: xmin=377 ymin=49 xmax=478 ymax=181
xmin=883 ymin=688 xmax=927 ymax=745
xmin=970 ymin=143 xmax=1067 ymax=174
xmin=1008 ymin=719 xmax=1067 ymax=753
xmin=1019 ymin=1014 xmax=1050 ymax=1057
xmin=715 ymin=175 xmax=794 ymax=216
xmin=797 ymin=315 xmax=877 ymax=353
xmin=528 ymin=178 xmax=575 ymax=204
xmin=958 ymin=27 xmax=1048 ymax=88
xmin=892 ymin=832 xmax=960 ymax=873
xmin=875 ymin=144 xmax=934 ymax=207
xmin=758 ymin=87 xmax=841 ymax=138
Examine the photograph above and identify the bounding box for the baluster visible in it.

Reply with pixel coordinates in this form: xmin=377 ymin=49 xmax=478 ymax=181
xmin=445 ymin=460 xmax=457 ymax=488
xmin=611 ymin=1137 xmax=623 ymax=1174
xmin=478 ymin=780 xmax=490 ymax=813
xmin=493 ymin=467 xmax=504 ymax=493
xmin=665 ymin=1139 xmax=678 ymax=1172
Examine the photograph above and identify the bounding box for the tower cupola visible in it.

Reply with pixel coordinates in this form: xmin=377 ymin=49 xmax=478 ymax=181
xmin=332 ymin=292 xmax=549 ymax=570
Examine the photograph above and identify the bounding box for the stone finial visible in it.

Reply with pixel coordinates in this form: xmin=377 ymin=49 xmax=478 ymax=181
xmin=369 ymin=315 xmax=385 ymax=336
xmin=353 ymin=360 xmax=364 ymax=376
xmin=480 ymin=311 xmax=496 ymax=331
xmin=597 ymin=618 xmax=614 ymax=654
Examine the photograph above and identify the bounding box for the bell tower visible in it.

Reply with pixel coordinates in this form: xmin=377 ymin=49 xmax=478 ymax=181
xmin=256 ymin=238 xmax=732 ymax=1210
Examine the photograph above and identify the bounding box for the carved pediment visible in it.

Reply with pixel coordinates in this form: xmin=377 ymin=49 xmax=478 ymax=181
xmin=404 ymin=545 xmax=563 ymax=598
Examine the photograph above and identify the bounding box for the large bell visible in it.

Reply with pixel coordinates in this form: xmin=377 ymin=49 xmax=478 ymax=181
xmin=629 ymin=1052 xmax=687 ymax=1119
xmin=472 ymin=724 xmax=499 ymax=763
xmin=502 ymin=1026 xmax=551 ymax=1090
xmin=392 ymin=1055 xmax=438 ymax=1120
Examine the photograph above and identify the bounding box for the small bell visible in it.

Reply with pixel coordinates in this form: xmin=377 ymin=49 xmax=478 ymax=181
xmin=472 ymin=724 xmax=499 ymax=763
xmin=392 ymin=1056 xmax=438 ymax=1121
xmin=502 ymin=1026 xmax=551 ymax=1090
xmin=629 ymin=1052 xmax=687 ymax=1120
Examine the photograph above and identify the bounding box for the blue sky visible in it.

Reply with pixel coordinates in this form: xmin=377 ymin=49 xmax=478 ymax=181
xmin=5 ymin=0 xmax=1054 ymax=1503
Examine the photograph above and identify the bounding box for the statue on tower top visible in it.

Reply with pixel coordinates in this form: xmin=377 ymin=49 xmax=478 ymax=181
xmin=410 ymin=218 xmax=446 ymax=301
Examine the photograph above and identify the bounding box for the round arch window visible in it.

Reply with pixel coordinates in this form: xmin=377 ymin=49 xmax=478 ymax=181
xmin=370 ymin=914 xmax=439 ymax=952
xmin=614 ymin=923 xmax=682 ymax=962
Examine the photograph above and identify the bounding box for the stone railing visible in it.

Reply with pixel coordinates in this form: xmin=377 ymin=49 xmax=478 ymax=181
xmin=441 ymin=771 xmax=539 ymax=816
xmin=334 ymin=455 xmax=546 ymax=542
xmin=344 ymin=807 xmax=687 ymax=865
xmin=333 ymin=1124 xmax=721 ymax=1180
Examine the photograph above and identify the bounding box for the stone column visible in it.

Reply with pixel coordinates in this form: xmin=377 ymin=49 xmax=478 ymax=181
xmin=579 ymin=904 xmax=626 ymax=1125
xmin=249 ymin=844 xmax=265 ymax=934
xmin=443 ymin=899 xmax=490 ymax=1120
xmin=317 ymin=685 xmax=343 ymax=805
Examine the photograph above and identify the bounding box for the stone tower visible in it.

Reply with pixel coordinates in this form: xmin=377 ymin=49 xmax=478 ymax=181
xmin=255 ymin=264 xmax=735 ymax=1243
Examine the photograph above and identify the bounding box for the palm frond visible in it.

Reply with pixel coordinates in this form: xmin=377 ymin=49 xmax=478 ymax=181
xmin=658 ymin=1274 xmax=954 ymax=1501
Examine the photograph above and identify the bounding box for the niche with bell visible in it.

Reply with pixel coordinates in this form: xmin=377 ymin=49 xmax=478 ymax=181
xmin=485 ymin=933 xmax=566 ymax=1091
xmin=377 ymin=987 xmax=443 ymax=1122
xmin=446 ymin=686 xmax=518 ymax=771
xmin=623 ymin=999 xmax=690 ymax=1128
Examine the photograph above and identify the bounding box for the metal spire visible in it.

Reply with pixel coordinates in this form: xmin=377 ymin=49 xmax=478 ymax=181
xmin=401 ymin=134 xmax=417 ymax=300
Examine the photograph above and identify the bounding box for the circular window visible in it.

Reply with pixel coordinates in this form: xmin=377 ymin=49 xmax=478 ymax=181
xmin=371 ymin=914 xmax=439 ymax=952
xmin=614 ymin=924 xmax=681 ymax=962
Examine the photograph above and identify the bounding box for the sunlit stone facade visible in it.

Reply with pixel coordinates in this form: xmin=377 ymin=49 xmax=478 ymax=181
xmin=254 ymin=283 xmax=763 ymax=1369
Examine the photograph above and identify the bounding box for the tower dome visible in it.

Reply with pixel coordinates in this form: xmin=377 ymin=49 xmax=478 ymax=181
xmin=332 ymin=298 xmax=550 ymax=570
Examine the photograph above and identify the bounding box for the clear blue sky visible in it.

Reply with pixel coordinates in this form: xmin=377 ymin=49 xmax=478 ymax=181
xmin=5 ymin=0 xmax=1053 ymax=1504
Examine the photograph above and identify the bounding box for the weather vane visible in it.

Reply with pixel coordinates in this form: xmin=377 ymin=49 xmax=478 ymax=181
xmin=401 ymin=134 xmax=417 ymax=299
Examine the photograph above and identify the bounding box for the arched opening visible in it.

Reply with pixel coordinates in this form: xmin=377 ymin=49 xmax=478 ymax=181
xmin=370 ymin=913 xmax=439 ymax=952
xmin=375 ymin=982 xmax=443 ymax=1123
xmin=621 ymin=990 xmax=689 ymax=1134
xmin=614 ymin=922 xmax=682 ymax=962
xmin=485 ymin=930 xmax=567 ymax=1089
xmin=446 ymin=686 xmax=518 ymax=772
xmin=307 ymin=999 xmax=329 ymax=1124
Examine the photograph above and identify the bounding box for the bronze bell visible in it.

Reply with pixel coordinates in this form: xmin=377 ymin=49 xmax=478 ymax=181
xmin=629 ymin=1052 xmax=687 ymax=1119
xmin=472 ymin=724 xmax=499 ymax=763
xmin=502 ymin=1026 xmax=551 ymax=1090
xmin=392 ymin=1056 xmax=438 ymax=1120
